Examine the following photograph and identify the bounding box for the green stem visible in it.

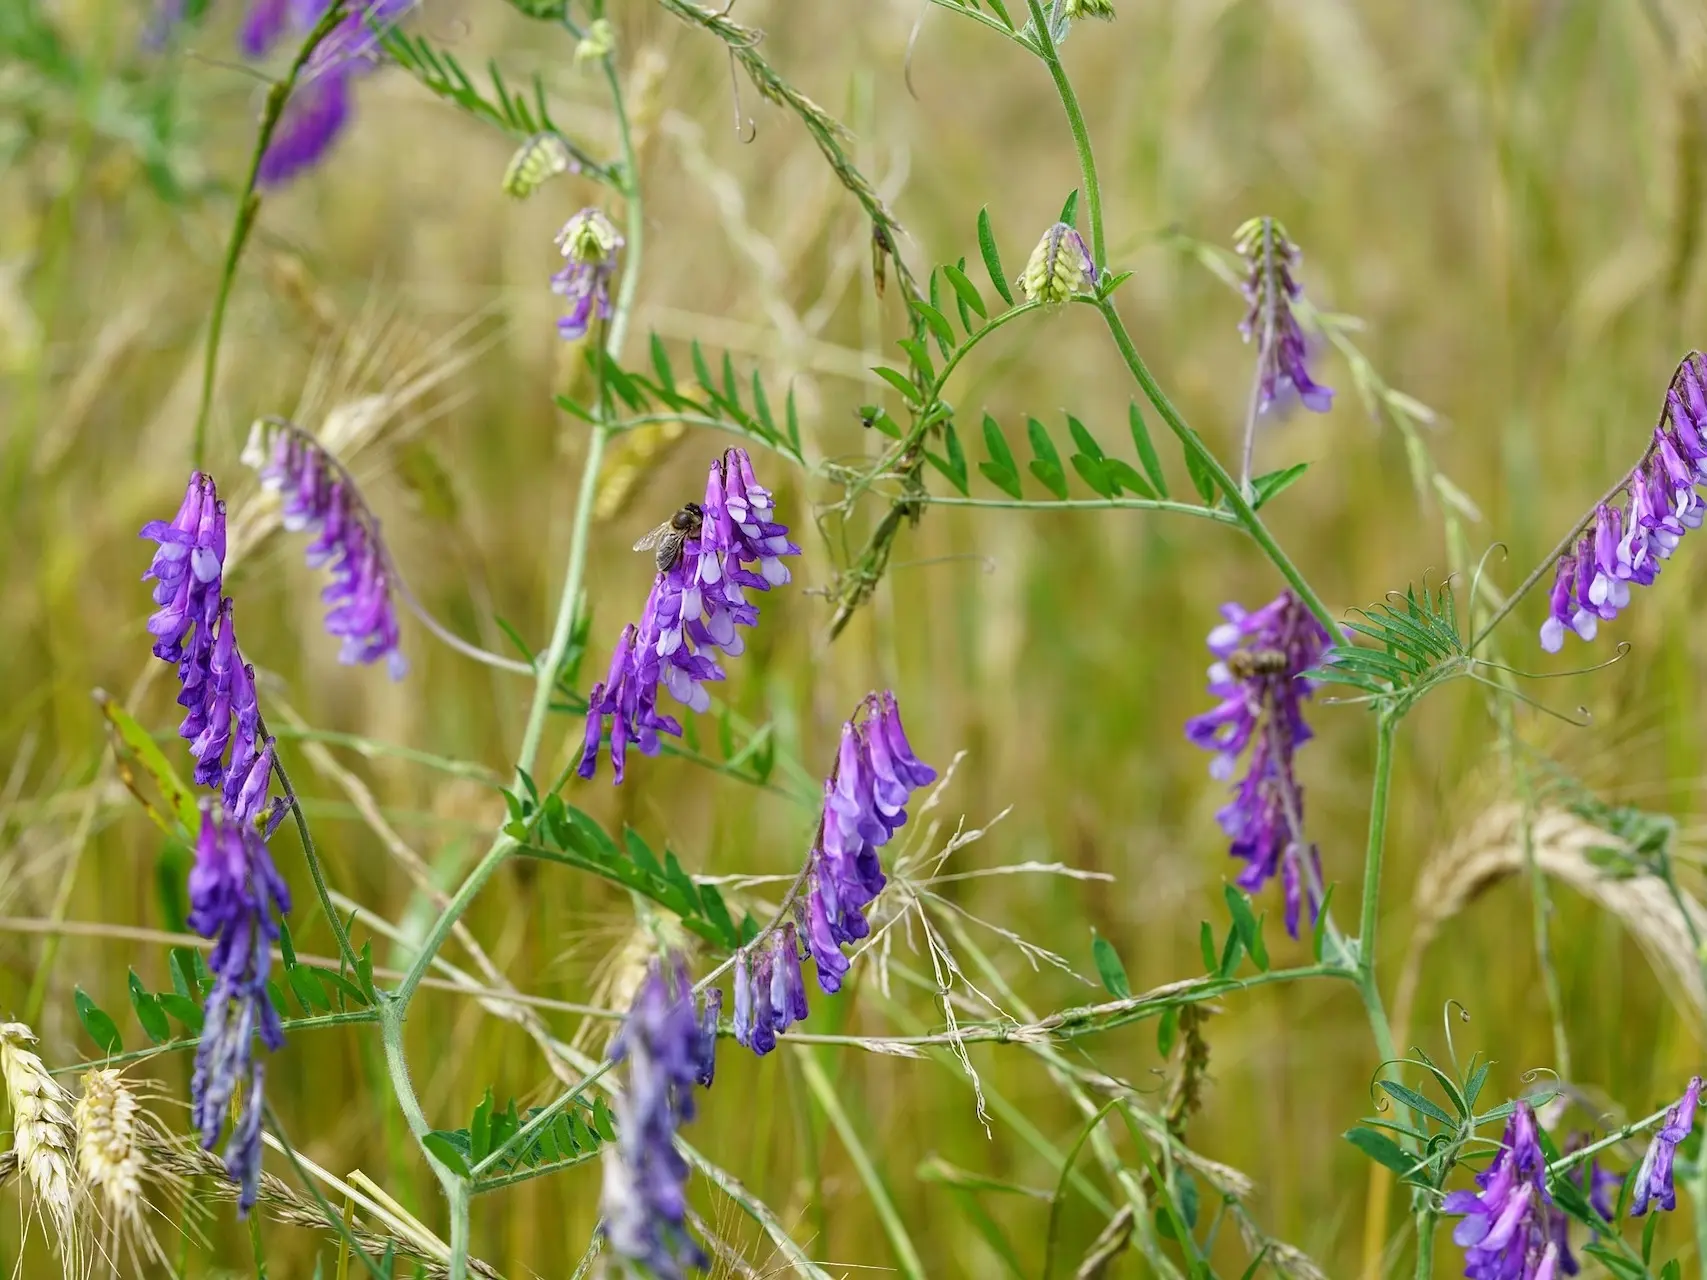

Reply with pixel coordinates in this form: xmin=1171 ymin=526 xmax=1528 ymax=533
xmin=1358 ymin=717 xmax=1396 ymax=973
xmin=1414 ymin=1205 xmax=1434 ymax=1280
xmin=1515 ymin=756 xmax=1571 ymax=1079
xmin=265 ymin=725 xmax=362 ymax=973
xmin=382 ymin=47 xmax=649 ymax=1280
xmin=391 ymin=838 xmax=512 ymax=1007
xmin=378 ymin=999 xmax=468 ymax=1280
xmin=1024 ymin=0 xmax=1105 ymax=267
xmin=248 ymin=1212 xmax=269 ymax=1277
xmin=56 ymin=1009 xmax=378 ymax=1074
xmin=1097 ymin=299 xmax=1338 ymax=635
xmin=191 ymin=1 xmax=348 ymax=470
xmin=1025 ymin=7 xmax=1333 ymax=633
xmin=914 ymin=493 xmax=1243 ymax=524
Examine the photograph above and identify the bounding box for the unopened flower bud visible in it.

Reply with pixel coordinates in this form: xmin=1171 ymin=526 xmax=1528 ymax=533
xmin=1018 ymin=222 xmax=1098 ymax=306
xmin=575 ymin=17 xmax=615 ymax=61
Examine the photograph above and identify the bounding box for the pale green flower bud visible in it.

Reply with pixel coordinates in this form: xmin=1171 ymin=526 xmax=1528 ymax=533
xmin=575 ymin=18 xmax=615 ymax=62
xmin=502 ymin=132 xmax=575 ymax=199
xmin=1062 ymin=0 xmax=1115 ymax=18
xmin=1018 ymin=222 xmax=1099 ymax=306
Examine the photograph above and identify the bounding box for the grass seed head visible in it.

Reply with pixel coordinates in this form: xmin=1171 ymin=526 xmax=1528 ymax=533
xmin=1 ymin=1020 xmax=82 ymax=1257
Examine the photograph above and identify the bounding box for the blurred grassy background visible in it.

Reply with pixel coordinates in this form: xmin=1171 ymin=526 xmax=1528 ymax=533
xmin=6 ymin=0 xmax=1707 ymax=1275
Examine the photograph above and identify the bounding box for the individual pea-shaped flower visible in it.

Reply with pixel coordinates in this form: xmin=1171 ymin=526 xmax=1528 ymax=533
xmin=554 ymin=209 xmax=624 ymax=341
xmin=601 ymin=958 xmax=713 ymax=1279
xmin=242 ymin=418 xmax=407 ymax=679
xmin=1234 ymin=217 xmax=1333 ymax=415
xmin=1018 ymin=222 xmax=1097 ymax=306
xmin=1185 ymin=591 xmax=1333 ymax=936
xmin=1632 ymin=1075 xmax=1702 ymax=1216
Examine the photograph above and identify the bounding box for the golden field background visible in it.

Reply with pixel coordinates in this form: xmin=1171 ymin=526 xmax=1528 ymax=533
xmin=6 ymin=0 xmax=1707 ymax=1274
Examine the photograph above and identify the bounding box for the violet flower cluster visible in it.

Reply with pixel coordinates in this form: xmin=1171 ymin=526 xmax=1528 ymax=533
xmin=243 ymin=418 xmax=407 ymax=679
xmin=142 ymin=472 xmax=292 ymax=1213
xmin=1443 ymin=1102 xmax=1565 ymax=1280
xmin=554 ymin=209 xmax=624 ymax=341
xmin=1235 ymin=217 xmax=1334 ymax=416
xmin=1540 ymin=353 xmax=1707 ymax=653
xmin=188 ymin=801 xmax=292 ymax=1214
xmin=240 ymin=0 xmax=410 ymax=186
xmin=601 ymin=959 xmax=718 ymax=1279
xmin=1185 ymin=591 xmax=1334 ymax=936
xmin=731 ymin=693 xmax=935 ymax=1056
xmin=142 ymin=473 xmax=279 ymax=818
xmin=1631 ymin=1075 xmax=1702 ymax=1216
xmin=580 ymin=447 xmax=799 ymax=784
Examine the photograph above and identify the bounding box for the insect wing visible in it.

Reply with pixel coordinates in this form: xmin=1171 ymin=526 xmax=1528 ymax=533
xmin=633 ymin=520 xmax=675 ymax=554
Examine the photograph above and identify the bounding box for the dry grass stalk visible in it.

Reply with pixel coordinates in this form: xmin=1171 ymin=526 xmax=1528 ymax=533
xmin=1401 ymin=803 xmax=1707 ymax=1031
xmin=1 ymin=1020 xmax=81 ymax=1265
xmin=149 ymin=1141 xmax=502 ymax=1279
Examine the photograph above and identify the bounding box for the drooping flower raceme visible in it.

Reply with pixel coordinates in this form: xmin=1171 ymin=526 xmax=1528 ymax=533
xmin=187 ymin=801 xmax=292 ymax=1215
xmin=1185 ymin=591 xmax=1334 ymax=936
xmin=1541 ymin=353 xmax=1707 ymax=653
xmin=1235 ymin=217 xmax=1334 ymax=416
xmin=579 ymin=447 xmax=800 ymax=784
xmin=240 ymin=0 xmax=412 ymax=187
xmin=1632 ymin=1075 xmax=1702 ymax=1216
xmin=1018 ymin=221 xmax=1098 ymax=307
xmin=1442 ymin=1102 xmax=1563 ymax=1280
xmin=143 ymin=473 xmax=292 ymax=1213
xmin=602 ymin=959 xmax=716 ymax=1279
xmin=243 ymin=418 xmax=407 ymax=679
xmin=730 ymin=693 xmax=935 ymax=1057
xmin=554 ymin=209 xmax=624 ymax=341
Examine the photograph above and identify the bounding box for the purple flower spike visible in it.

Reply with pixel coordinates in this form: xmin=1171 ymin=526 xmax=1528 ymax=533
xmin=1442 ymin=1102 xmax=1561 ymax=1280
xmin=1632 ymin=1075 xmax=1703 ymax=1216
xmin=802 ymin=693 xmax=933 ymax=996
xmin=1540 ymin=353 xmax=1707 ymax=652
xmin=1186 ymin=591 xmax=1333 ymax=935
xmin=602 ymin=957 xmax=712 ymax=1280
xmin=243 ymin=419 xmax=407 ymax=679
xmin=229 ymin=1 xmax=411 ymax=187
xmin=1235 ymin=218 xmax=1333 ymax=417
xmin=553 ymin=209 xmax=624 ymax=341
xmin=142 ymin=474 xmax=276 ymax=819
xmin=580 ymin=448 xmax=799 ymax=784
xmin=187 ymin=803 xmax=291 ymax=1215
